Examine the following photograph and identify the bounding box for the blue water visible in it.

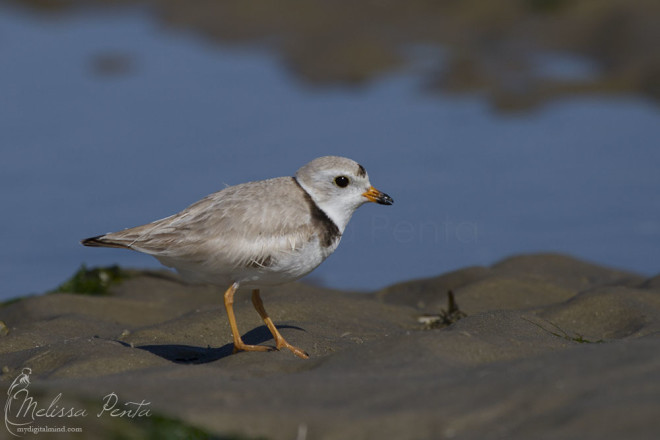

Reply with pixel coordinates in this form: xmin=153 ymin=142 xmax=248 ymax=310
xmin=1 ymin=7 xmax=659 ymax=300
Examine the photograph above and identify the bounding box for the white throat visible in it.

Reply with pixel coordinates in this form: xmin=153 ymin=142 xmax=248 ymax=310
xmin=296 ymin=179 xmax=355 ymax=234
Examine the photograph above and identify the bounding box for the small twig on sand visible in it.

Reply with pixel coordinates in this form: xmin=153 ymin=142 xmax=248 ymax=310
xmin=521 ymin=316 xmax=604 ymax=344
xmin=418 ymin=290 xmax=467 ymax=330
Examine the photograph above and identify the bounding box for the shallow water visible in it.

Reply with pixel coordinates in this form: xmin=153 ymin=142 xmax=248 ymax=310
xmin=1 ymin=6 xmax=659 ymax=300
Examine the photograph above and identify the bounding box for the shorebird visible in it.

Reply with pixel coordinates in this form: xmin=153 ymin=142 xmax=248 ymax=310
xmin=82 ymin=156 xmax=393 ymax=359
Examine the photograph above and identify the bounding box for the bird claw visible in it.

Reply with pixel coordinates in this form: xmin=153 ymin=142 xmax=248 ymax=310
xmin=277 ymin=341 xmax=309 ymax=359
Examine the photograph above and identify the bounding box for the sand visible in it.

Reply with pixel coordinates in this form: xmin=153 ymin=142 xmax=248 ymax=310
xmin=1 ymin=253 xmax=659 ymax=439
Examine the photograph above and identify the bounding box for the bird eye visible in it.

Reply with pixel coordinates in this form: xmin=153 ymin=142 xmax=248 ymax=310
xmin=334 ymin=176 xmax=350 ymax=188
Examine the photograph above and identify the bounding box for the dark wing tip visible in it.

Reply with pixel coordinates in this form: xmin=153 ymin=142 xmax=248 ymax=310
xmin=81 ymin=235 xmax=106 ymax=247
xmin=81 ymin=234 xmax=129 ymax=249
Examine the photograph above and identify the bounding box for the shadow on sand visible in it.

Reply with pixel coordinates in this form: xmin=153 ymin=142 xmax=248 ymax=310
xmin=125 ymin=325 xmax=305 ymax=364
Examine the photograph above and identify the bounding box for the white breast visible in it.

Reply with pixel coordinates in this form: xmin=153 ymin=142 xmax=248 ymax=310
xmin=237 ymin=235 xmax=341 ymax=287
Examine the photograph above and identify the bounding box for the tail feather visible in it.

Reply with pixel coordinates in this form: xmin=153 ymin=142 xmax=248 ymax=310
xmin=80 ymin=234 xmax=131 ymax=249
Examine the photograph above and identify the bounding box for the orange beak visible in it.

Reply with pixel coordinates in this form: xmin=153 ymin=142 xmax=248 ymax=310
xmin=362 ymin=186 xmax=394 ymax=205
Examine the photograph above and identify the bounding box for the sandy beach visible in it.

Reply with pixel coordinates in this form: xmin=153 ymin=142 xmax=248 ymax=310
xmin=2 ymin=253 xmax=659 ymax=439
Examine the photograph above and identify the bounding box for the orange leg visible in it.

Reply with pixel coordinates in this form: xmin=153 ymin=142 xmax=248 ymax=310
xmin=251 ymin=289 xmax=309 ymax=359
xmin=223 ymin=282 xmax=272 ymax=354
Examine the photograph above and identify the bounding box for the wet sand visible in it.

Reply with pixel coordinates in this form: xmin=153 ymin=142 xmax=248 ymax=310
xmin=1 ymin=253 xmax=659 ymax=439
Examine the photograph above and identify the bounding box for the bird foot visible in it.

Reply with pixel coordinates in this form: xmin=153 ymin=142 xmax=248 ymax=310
xmin=276 ymin=340 xmax=309 ymax=359
xmin=232 ymin=343 xmax=274 ymax=354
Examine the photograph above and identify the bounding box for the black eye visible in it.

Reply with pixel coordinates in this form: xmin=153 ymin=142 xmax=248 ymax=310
xmin=334 ymin=175 xmax=350 ymax=188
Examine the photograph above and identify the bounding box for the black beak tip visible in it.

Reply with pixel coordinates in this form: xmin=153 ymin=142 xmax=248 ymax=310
xmin=378 ymin=193 xmax=394 ymax=205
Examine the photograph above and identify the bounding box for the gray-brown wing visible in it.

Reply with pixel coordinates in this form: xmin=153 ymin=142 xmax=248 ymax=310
xmin=82 ymin=177 xmax=320 ymax=269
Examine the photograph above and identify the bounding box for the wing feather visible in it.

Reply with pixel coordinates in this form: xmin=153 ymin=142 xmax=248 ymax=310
xmin=83 ymin=177 xmax=317 ymax=270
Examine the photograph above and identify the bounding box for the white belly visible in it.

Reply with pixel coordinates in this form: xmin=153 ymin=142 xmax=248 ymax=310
xmin=162 ymin=235 xmax=341 ymax=288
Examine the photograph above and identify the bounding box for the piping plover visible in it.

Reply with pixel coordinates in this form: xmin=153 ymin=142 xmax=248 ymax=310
xmin=81 ymin=156 xmax=393 ymax=359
